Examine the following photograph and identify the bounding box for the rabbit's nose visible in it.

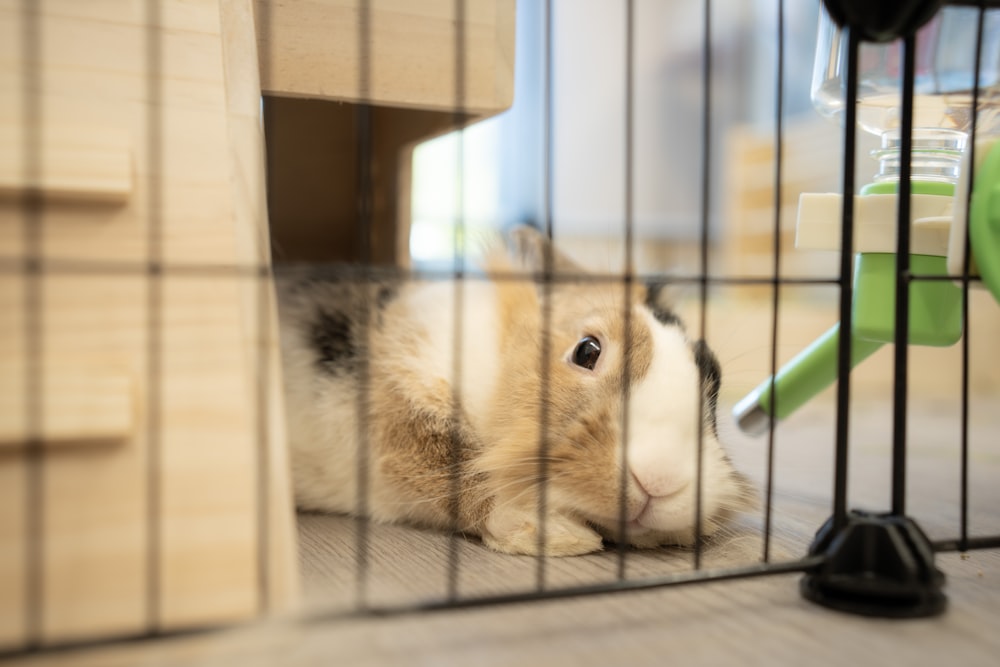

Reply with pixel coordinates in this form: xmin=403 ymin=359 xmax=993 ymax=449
xmin=622 ymin=474 xmax=652 ymax=522
xmin=631 ymin=466 xmax=691 ymax=499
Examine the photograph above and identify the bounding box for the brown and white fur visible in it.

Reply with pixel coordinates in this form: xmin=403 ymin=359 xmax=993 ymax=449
xmin=276 ymin=227 xmax=753 ymax=556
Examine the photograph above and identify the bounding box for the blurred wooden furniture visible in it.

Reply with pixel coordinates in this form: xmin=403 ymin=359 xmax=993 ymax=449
xmin=0 ymin=0 xmax=515 ymax=652
xmin=722 ymin=118 xmax=847 ymax=297
xmin=0 ymin=0 xmax=300 ymax=650
xmin=256 ymin=0 xmax=516 ymax=265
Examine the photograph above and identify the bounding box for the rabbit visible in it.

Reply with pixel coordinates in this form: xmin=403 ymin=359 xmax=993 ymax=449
xmin=275 ymin=227 xmax=754 ymax=556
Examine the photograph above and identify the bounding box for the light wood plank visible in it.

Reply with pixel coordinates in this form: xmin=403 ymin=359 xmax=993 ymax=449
xmin=0 ymin=124 xmax=133 ymax=203
xmin=254 ymin=0 xmax=515 ymax=115
xmin=0 ymin=0 xmax=299 ymax=647
xmin=219 ymin=0 xmax=301 ymax=614
xmin=0 ymin=364 xmax=134 ymax=447
xmin=0 ymin=456 xmax=27 ymax=651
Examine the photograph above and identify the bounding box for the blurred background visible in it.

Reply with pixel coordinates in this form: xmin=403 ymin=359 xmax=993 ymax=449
xmin=411 ymin=0 xmax=832 ymax=270
xmin=408 ymin=0 xmax=998 ymax=411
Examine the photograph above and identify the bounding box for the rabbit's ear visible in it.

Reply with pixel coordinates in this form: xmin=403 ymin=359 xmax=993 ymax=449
xmin=643 ymin=280 xmax=686 ymax=328
xmin=508 ymin=225 xmax=587 ymax=277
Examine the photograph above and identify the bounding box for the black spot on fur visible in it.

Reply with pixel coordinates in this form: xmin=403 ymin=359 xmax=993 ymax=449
xmin=376 ymin=283 xmax=397 ymax=311
xmin=643 ymin=282 xmax=683 ymax=329
xmin=693 ymin=339 xmax=722 ymax=433
xmin=311 ymin=309 xmax=355 ymax=374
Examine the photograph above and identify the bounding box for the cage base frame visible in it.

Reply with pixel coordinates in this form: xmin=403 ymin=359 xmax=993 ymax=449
xmin=801 ymin=509 xmax=947 ymax=618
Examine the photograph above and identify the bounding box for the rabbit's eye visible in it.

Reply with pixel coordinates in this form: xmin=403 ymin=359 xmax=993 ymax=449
xmin=572 ymin=336 xmax=601 ymax=370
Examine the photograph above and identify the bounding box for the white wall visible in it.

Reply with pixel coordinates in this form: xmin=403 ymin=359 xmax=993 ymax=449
xmin=550 ymin=0 xmax=753 ymax=240
xmin=410 ymin=0 xmax=824 ymax=266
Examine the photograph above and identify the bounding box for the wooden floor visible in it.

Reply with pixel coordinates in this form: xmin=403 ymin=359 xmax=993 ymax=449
xmin=11 ymin=396 xmax=1000 ymax=666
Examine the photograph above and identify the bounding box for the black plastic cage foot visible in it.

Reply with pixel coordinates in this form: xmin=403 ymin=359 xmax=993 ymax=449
xmin=800 ymin=510 xmax=946 ymax=618
xmin=821 ymin=0 xmax=945 ymax=43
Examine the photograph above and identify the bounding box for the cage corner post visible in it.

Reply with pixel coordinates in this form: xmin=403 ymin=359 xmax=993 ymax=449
xmin=798 ymin=0 xmax=949 ymax=619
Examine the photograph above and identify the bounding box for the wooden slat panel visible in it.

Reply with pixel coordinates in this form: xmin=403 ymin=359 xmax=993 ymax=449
xmin=0 ymin=0 xmax=300 ymax=647
xmin=0 ymin=456 xmax=26 ymax=651
xmin=0 ymin=364 xmax=134 ymax=447
xmin=0 ymin=124 xmax=132 ymax=203
xmin=158 ymin=274 xmax=258 ymax=628
xmin=220 ymin=0 xmax=300 ymax=612
xmin=35 ymin=273 xmax=148 ymax=643
xmin=255 ymin=0 xmax=516 ymax=115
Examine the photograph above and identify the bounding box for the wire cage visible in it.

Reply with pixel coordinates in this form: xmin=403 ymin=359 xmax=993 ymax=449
xmin=3 ymin=0 xmax=1000 ymax=656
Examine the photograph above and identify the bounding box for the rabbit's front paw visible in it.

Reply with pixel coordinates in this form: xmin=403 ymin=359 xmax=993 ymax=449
xmin=482 ymin=510 xmax=603 ymax=556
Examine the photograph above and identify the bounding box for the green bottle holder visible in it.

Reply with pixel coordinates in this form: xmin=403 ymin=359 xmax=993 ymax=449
xmin=734 ymin=142 xmax=1000 ymax=436
xmin=970 ymin=137 xmax=1000 ymax=305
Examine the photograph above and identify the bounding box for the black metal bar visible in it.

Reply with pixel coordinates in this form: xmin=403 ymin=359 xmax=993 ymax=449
xmin=1 ymin=556 xmax=825 ymax=660
xmin=315 ymin=556 xmax=825 ymax=620
xmin=958 ymin=2 xmax=986 ymax=553
xmin=762 ymin=0 xmax=785 ymax=565
xmin=254 ymin=0 xmax=275 ymax=618
xmin=356 ymin=8 xmax=373 ymax=264
xmin=446 ymin=0 xmax=468 ymax=602
xmin=353 ymin=0 xmax=373 ymax=609
xmin=890 ymin=31 xmax=916 ymax=517
xmin=616 ymin=0 xmax=636 ymax=583
xmin=906 ymin=273 xmax=985 ymax=282
xmin=622 ymin=0 xmax=635 ymax=306
xmin=0 ymin=257 xmax=866 ymax=287
xmin=1 ymin=626 xmax=223 ymax=661
xmin=21 ymin=0 xmax=44 ymax=649
xmin=144 ymin=0 xmax=164 ymax=634
xmin=535 ymin=260 xmax=553 ymax=581
xmin=933 ymin=535 xmax=1000 ymax=552
xmin=543 ymin=0 xmax=554 ymax=246
xmin=692 ymin=0 xmax=713 ymax=571
xmin=832 ymin=27 xmax=860 ymax=532
xmin=254 ymin=263 xmax=271 ymax=614
xmin=535 ymin=0 xmax=555 ymax=590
